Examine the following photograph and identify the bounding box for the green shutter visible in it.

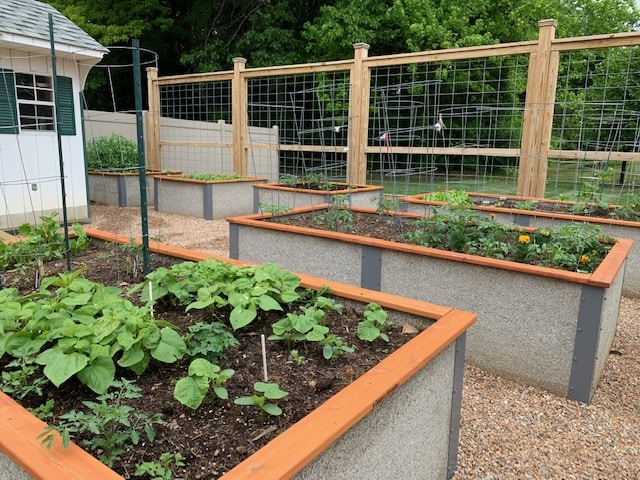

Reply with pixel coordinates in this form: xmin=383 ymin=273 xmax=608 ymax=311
xmin=0 ymin=69 xmax=18 ymax=134
xmin=56 ymin=75 xmax=76 ymax=135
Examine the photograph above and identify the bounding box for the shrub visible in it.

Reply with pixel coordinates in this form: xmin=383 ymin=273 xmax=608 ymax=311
xmin=86 ymin=133 xmax=137 ymax=172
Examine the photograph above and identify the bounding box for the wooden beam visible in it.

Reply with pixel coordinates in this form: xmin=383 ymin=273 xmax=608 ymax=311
xmin=347 ymin=43 xmax=370 ymax=185
xmin=232 ymin=58 xmax=248 ymax=176
xmin=517 ymin=19 xmax=558 ymax=198
xmin=145 ymin=67 xmax=161 ymax=170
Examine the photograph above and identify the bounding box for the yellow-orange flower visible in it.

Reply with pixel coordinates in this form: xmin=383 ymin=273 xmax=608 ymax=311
xmin=580 ymin=255 xmax=590 ymax=264
xmin=518 ymin=234 xmax=531 ymax=244
xmin=490 ymin=213 xmax=496 ymax=219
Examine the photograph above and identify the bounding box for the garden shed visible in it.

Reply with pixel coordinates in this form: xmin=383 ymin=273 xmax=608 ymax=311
xmin=0 ymin=0 xmax=107 ymax=230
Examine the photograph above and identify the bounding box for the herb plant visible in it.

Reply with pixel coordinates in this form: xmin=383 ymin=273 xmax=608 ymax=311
xmin=39 ymin=379 xmax=164 ymax=467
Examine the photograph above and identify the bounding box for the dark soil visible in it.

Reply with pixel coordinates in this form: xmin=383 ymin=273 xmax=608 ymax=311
xmin=1 ymin=240 xmax=417 ymax=479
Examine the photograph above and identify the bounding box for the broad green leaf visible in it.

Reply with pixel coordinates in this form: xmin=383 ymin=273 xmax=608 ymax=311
xmin=188 ymin=358 xmax=218 ymax=377
xmin=357 ymin=324 xmax=379 ymax=342
xmin=77 ymin=356 xmax=116 ymax=394
xmin=212 ymin=385 xmax=229 ymax=400
xmin=262 ymin=403 xmax=283 ymax=416
xmin=60 ymin=292 xmax=93 ymax=307
xmin=174 ymin=376 xmax=208 ymax=409
xmin=91 ymin=316 xmax=121 ymax=343
xmin=118 ymin=345 xmax=145 ymax=367
xmin=151 ymin=327 xmax=186 ymax=363
xmin=258 ymin=295 xmax=283 ymax=312
xmin=4 ymin=332 xmax=47 ymax=358
xmin=230 ymin=305 xmax=257 ymax=330
xmin=234 ymin=396 xmax=257 ymax=406
xmin=39 ymin=350 xmax=89 ymax=387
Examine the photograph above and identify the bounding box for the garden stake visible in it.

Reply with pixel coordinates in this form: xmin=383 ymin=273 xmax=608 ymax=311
xmin=261 ymin=334 xmax=268 ymax=381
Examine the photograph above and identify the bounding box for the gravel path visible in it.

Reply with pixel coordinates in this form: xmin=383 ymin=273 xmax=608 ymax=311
xmin=86 ymin=204 xmax=640 ymax=479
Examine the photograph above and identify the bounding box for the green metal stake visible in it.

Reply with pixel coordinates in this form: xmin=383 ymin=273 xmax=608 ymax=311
xmin=133 ymin=39 xmax=151 ymax=275
xmin=48 ymin=14 xmax=72 ymax=271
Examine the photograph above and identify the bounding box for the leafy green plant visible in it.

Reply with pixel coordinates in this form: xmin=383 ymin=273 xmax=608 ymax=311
xmin=135 ymin=452 xmax=186 ymax=480
xmin=181 ymin=172 xmax=242 ymax=181
xmin=86 ymin=133 xmax=137 ymax=172
xmin=132 ymin=260 xmax=301 ymax=330
xmin=513 ymin=200 xmax=536 ymax=210
xmin=403 ymin=208 xmax=614 ymax=273
xmin=173 ymin=358 xmax=235 ymax=410
xmin=0 ymin=360 xmax=48 ymax=399
xmin=119 ymin=238 xmax=144 ymax=277
xmin=315 ymin=194 xmax=353 ymax=232
xmin=425 ymin=190 xmax=472 ymax=206
xmin=376 ymin=196 xmax=401 ymax=215
xmin=184 ymin=321 xmax=238 ymax=363
xmin=357 ymin=303 xmax=390 ymax=342
xmin=258 ymin=202 xmax=291 ymax=220
xmin=39 ymin=379 xmax=164 ymax=467
xmin=0 ymin=269 xmax=187 ymax=394
xmin=319 ymin=334 xmax=355 ymax=360
xmin=28 ymin=398 xmax=55 ymax=421
xmin=1 ymin=213 xmax=89 ymax=270
xmin=287 ymin=349 xmax=306 ymax=365
xmin=234 ymin=382 xmax=288 ymax=422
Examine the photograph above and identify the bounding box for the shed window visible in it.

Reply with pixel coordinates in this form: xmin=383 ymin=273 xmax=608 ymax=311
xmin=0 ymin=69 xmax=76 ymax=135
xmin=16 ymin=73 xmax=55 ymax=131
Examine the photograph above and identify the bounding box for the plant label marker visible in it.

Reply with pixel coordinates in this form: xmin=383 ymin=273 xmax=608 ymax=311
xmin=261 ymin=334 xmax=268 ymax=381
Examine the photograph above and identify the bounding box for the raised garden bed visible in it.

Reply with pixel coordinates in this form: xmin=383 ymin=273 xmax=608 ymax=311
xmin=227 ymin=205 xmax=632 ymax=403
xmin=153 ymin=174 xmax=268 ymax=220
xmin=253 ymin=181 xmax=384 ymax=213
xmin=88 ymin=169 xmax=181 ymax=208
xmin=0 ymin=228 xmax=474 ymax=480
xmin=402 ymin=191 xmax=640 ymax=298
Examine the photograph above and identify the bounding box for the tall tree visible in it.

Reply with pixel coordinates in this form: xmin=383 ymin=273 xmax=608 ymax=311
xmin=301 ymin=0 xmax=640 ymax=60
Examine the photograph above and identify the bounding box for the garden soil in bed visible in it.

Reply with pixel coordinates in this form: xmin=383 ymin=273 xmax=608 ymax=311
xmin=2 ymin=241 xmax=419 ymax=479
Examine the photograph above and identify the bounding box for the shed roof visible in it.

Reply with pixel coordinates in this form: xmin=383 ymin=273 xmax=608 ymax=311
xmin=0 ymin=0 xmax=108 ymax=54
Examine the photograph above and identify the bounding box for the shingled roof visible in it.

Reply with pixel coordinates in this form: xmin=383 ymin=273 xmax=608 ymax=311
xmin=0 ymin=0 xmax=107 ymax=54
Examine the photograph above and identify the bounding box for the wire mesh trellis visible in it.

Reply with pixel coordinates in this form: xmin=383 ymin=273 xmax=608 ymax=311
xmin=147 ymin=31 xmax=640 ymax=207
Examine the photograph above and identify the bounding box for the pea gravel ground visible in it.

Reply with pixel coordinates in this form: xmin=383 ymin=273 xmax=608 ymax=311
xmin=87 ymin=204 xmax=640 ymax=480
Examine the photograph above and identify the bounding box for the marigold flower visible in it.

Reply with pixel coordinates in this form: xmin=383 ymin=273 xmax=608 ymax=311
xmin=540 ymin=230 xmax=550 ymax=237
xmin=518 ymin=234 xmax=531 ymax=244
xmin=490 ymin=213 xmax=496 ymax=219
xmin=580 ymin=255 xmax=590 ymax=264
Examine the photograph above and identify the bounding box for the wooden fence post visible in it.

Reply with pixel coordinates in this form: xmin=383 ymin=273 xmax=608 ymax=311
xmin=232 ymin=57 xmax=248 ymax=176
xmin=517 ymin=19 xmax=559 ymax=198
xmin=347 ymin=43 xmax=370 ymax=185
xmin=145 ymin=67 xmax=160 ymax=170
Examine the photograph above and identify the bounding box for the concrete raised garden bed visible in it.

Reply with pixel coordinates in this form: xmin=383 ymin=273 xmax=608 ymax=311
xmin=253 ymin=181 xmax=384 ymax=213
xmin=227 ymin=205 xmax=632 ymax=403
xmin=0 ymin=229 xmax=475 ymax=480
xmin=402 ymin=191 xmax=640 ymax=298
xmin=153 ymin=174 xmax=268 ymax=220
xmin=87 ymin=170 xmax=181 ymax=208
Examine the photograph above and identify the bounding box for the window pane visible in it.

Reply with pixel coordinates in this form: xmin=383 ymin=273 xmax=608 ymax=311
xmin=37 ymin=89 xmax=53 ymax=102
xmin=17 ymin=86 xmax=35 ymax=100
xmin=35 ymin=75 xmax=51 ymax=88
xmin=15 ymin=73 xmax=33 ymax=87
xmin=19 ymin=103 xmax=35 ymax=116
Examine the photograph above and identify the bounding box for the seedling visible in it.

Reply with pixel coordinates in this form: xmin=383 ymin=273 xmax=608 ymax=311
xmin=135 ymin=452 xmax=186 ymax=480
xmin=234 ymin=382 xmax=288 ymax=422
xmin=357 ymin=303 xmax=390 ymax=342
xmin=38 ymin=379 xmax=164 ymax=467
xmin=174 ymin=358 xmax=235 ymax=410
